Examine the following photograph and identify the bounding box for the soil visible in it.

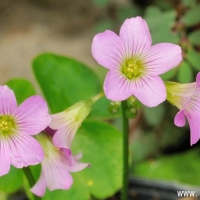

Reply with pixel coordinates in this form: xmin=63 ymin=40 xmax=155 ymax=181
xmin=0 ymin=0 xmax=107 ymax=92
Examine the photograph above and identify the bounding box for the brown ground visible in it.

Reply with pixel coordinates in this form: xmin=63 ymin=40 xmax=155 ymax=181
xmin=0 ymin=0 xmax=109 ymax=91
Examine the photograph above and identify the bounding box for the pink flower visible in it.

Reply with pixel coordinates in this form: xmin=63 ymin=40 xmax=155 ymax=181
xmin=92 ymin=17 xmax=182 ymax=107
xmin=31 ymin=132 xmax=89 ymax=197
xmin=0 ymin=85 xmax=50 ymax=176
xmin=49 ymin=99 xmax=96 ymax=149
xmin=165 ymin=73 xmax=200 ymax=145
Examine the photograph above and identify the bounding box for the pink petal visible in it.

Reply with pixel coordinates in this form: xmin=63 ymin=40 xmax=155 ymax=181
xmin=0 ymin=140 xmax=10 ymax=176
xmin=174 ymin=110 xmax=186 ymax=127
xmin=103 ymin=70 xmax=133 ymax=101
xmin=62 ymin=149 xmax=89 ymax=172
xmin=132 ymin=75 xmax=166 ymax=107
xmin=52 ymin=125 xmax=78 ymax=149
xmin=0 ymin=85 xmax=17 ymax=115
xmin=185 ymin=112 xmax=200 ymax=145
xmin=119 ymin=17 xmax=152 ymax=58
xmin=30 ymin=171 xmax=47 ymax=197
xmin=196 ymin=72 xmax=200 ymax=87
xmin=13 ymin=96 xmax=50 ymax=135
xmin=50 ymin=112 xmax=71 ymax=130
xmin=92 ymin=30 xmax=125 ymax=70
xmin=42 ymin=153 xmax=73 ymax=191
xmin=9 ymin=134 xmax=44 ymax=168
xmin=144 ymin=43 xmax=182 ymax=75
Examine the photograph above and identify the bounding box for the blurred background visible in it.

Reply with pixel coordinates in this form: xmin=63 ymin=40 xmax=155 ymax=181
xmin=1 ymin=0 xmax=200 ymax=199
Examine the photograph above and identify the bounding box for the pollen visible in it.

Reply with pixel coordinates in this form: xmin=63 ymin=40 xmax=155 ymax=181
xmin=0 ymin=115 xmax=15 ymax=136
xmin=122 ymin=59 xmax=144 ymax=79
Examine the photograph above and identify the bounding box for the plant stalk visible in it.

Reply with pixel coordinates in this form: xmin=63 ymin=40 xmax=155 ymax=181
xmin=121 ymin=100 xmax=129 ymax=200
xmin=23 ymin=167 xmax=41 ymax=200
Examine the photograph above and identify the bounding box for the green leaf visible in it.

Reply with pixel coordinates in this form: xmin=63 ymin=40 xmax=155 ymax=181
xmin=143 ymin=104 xmax=165 ymax=126
xmin=33 ymin=53 xmax=101 ymax=113
xmin=41 ymin=121 xmax=122 ymax=200
xmin=183 ymin=4 xmax=200 ymax=26
xmin=133 ymin=148 xmax=200 ymax=186
xmin=188 ymin=30 xmax=200 ymax=45
xmin=93 ymin=0 xmax=109 ymax=7
xmin=118 ymin=5 xmax=142 ymax=24
xmin=145 ymin=6 xmax=179 ymax=44
xmin=177 ymin=61 xmax=193 ymax=83
xmin=6 ymin=79 xmax=36 ymax=104
xmin=187 ymin=49 xmax=200 ymax=70
xmin=0 ymin=167 xmax=23 ymax=193
xmin=33 ymin=53 xmax=115 ymax=119
xmin=160 ymin=67 xmax=177 ymax=80
xmin=181 ymin=0 xmax=196 ymax=7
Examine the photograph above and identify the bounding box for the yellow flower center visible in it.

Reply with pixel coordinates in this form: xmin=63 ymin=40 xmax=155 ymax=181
xmin=0 ymin=115 xmax=15 ymax=136
xmin=122 ymin=59 xmax=144 ymax=79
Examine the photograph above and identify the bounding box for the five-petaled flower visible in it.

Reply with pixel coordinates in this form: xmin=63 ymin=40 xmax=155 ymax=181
xmin=0 ymin=85 xmax=50 ymax=176
xmin=31 ymin=132 xmax=89 ymax=197
xmin=92 ymin=16 xmax=182 ymax=107
xmin=165 ymin=72 xmax=200 ymax=145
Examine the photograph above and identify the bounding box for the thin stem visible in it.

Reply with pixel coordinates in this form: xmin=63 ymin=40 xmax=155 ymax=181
xmin=22 ymin=167 xmax=41 ymax=200
xmin=121 ymin=100 xmax=129 ymax=200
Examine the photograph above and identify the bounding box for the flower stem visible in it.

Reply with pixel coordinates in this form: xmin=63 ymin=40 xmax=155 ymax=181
xmin=22 ymin=167 xmax=41 ymax=200
xmin=121 ymin=100 xmax=129 ymax=200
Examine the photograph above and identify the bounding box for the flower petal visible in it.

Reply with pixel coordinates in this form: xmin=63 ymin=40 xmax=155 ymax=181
xmin=0 ymin=140 xmax=10 ymax=176
xmin=43 ymin=153 xmax=73 ymax=191
xmin=0 ymin=85 xmax=17 ymax=115
xmin=50 ymin=112 xmax=72 ymax=130
xmin=196 ymin=72 xmax=200 ymax=87
xmin=61 ymin=149 xmax=89 ymax=172
xmin=9 ymin=134 xmax=44 ymax=168
xmin=185 ymin=112 xmax=200 ymax=145
xmin=132 ymin=75 xmax=166 ymax=107
xmin=104 ymin=70 xmax=133 ymax=101
xmin=144 ymin=43 xmax=182 ymax=75
xmin=13 ymin=96 xmax=50 ymax=135
xmin=174 ymin=110 xmax=186 ymax=127
xmin=119 ymin=17 xmax=152 ymax=58
xmin=30 ymin=171 xmax=46 ymax=197
xmin=52 ymin=125 xmax=78 ymax=149
xmin=92 ymin=30 xmax=124 ymax=69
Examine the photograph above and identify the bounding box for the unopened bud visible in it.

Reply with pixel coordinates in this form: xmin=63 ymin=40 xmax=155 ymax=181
xmin=127 ymin=96 xmax=137 ymax=108
xmin=125 ymin=107 xmax=138 ymax=119
xmin=107 ymin=101 xmax=121 ymax=114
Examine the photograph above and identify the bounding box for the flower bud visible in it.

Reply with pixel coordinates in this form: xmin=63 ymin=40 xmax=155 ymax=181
xmin=107 ymin=101 xmax=121 ymax=114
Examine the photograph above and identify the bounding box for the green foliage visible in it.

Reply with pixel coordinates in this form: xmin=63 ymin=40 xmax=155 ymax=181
xmin=145 ymin=6 xmax=179 ymax=44
xmin=188 ymin=30 xmax=200 ymax=45
xmin=0 ymin=167 xmax=23 ymax=193
xmin=32 ymin=53 xmax=123 ymax=199
xmin=33 ymin=53 xmax=115 ymax=119
xmin=133 ymin=148 xmax=200 ymax=186
xmin=187 ymin=49 xmax=200 ymax=70
xmin=177 ymin=61 xmax=193 ymax=83
xmin=183 ymin=4 xmax=200 ymax=26
xmin=118 ymin=5 xmax=142 ymax=24
xmin=160 ymin=67 xmax=177 ymax=80
xmin=93 ymin=0 xmax=109 ymax=8
xmin=6 ymin=79 xmax=36 ymax=104
xmin=181 ymin=0 xmax=197 ymax=7
xmin=143 ymin=104 xmax=165 ymax=126
xmin=33 ymin=53 xmax=100 ymax=113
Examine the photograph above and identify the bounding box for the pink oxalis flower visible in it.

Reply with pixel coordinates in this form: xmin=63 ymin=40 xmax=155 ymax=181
xmin=165 ymin=72 xmax=200 ymax=145
xmin=0 ymin=85 xmax=50 ymax=176
xmin=92 ymin=16 xmax=182 ymax=107
xmin=49 ymin=94 xmax=102 ymax=149
xmin=31 ymin=132 xmax=89 ymax=197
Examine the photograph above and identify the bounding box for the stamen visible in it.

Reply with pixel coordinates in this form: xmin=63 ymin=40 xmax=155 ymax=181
xmin=122 ymin=59 xmax=144 ymax=79
xmin=0 ymin=115 xmax=15 ymax=136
